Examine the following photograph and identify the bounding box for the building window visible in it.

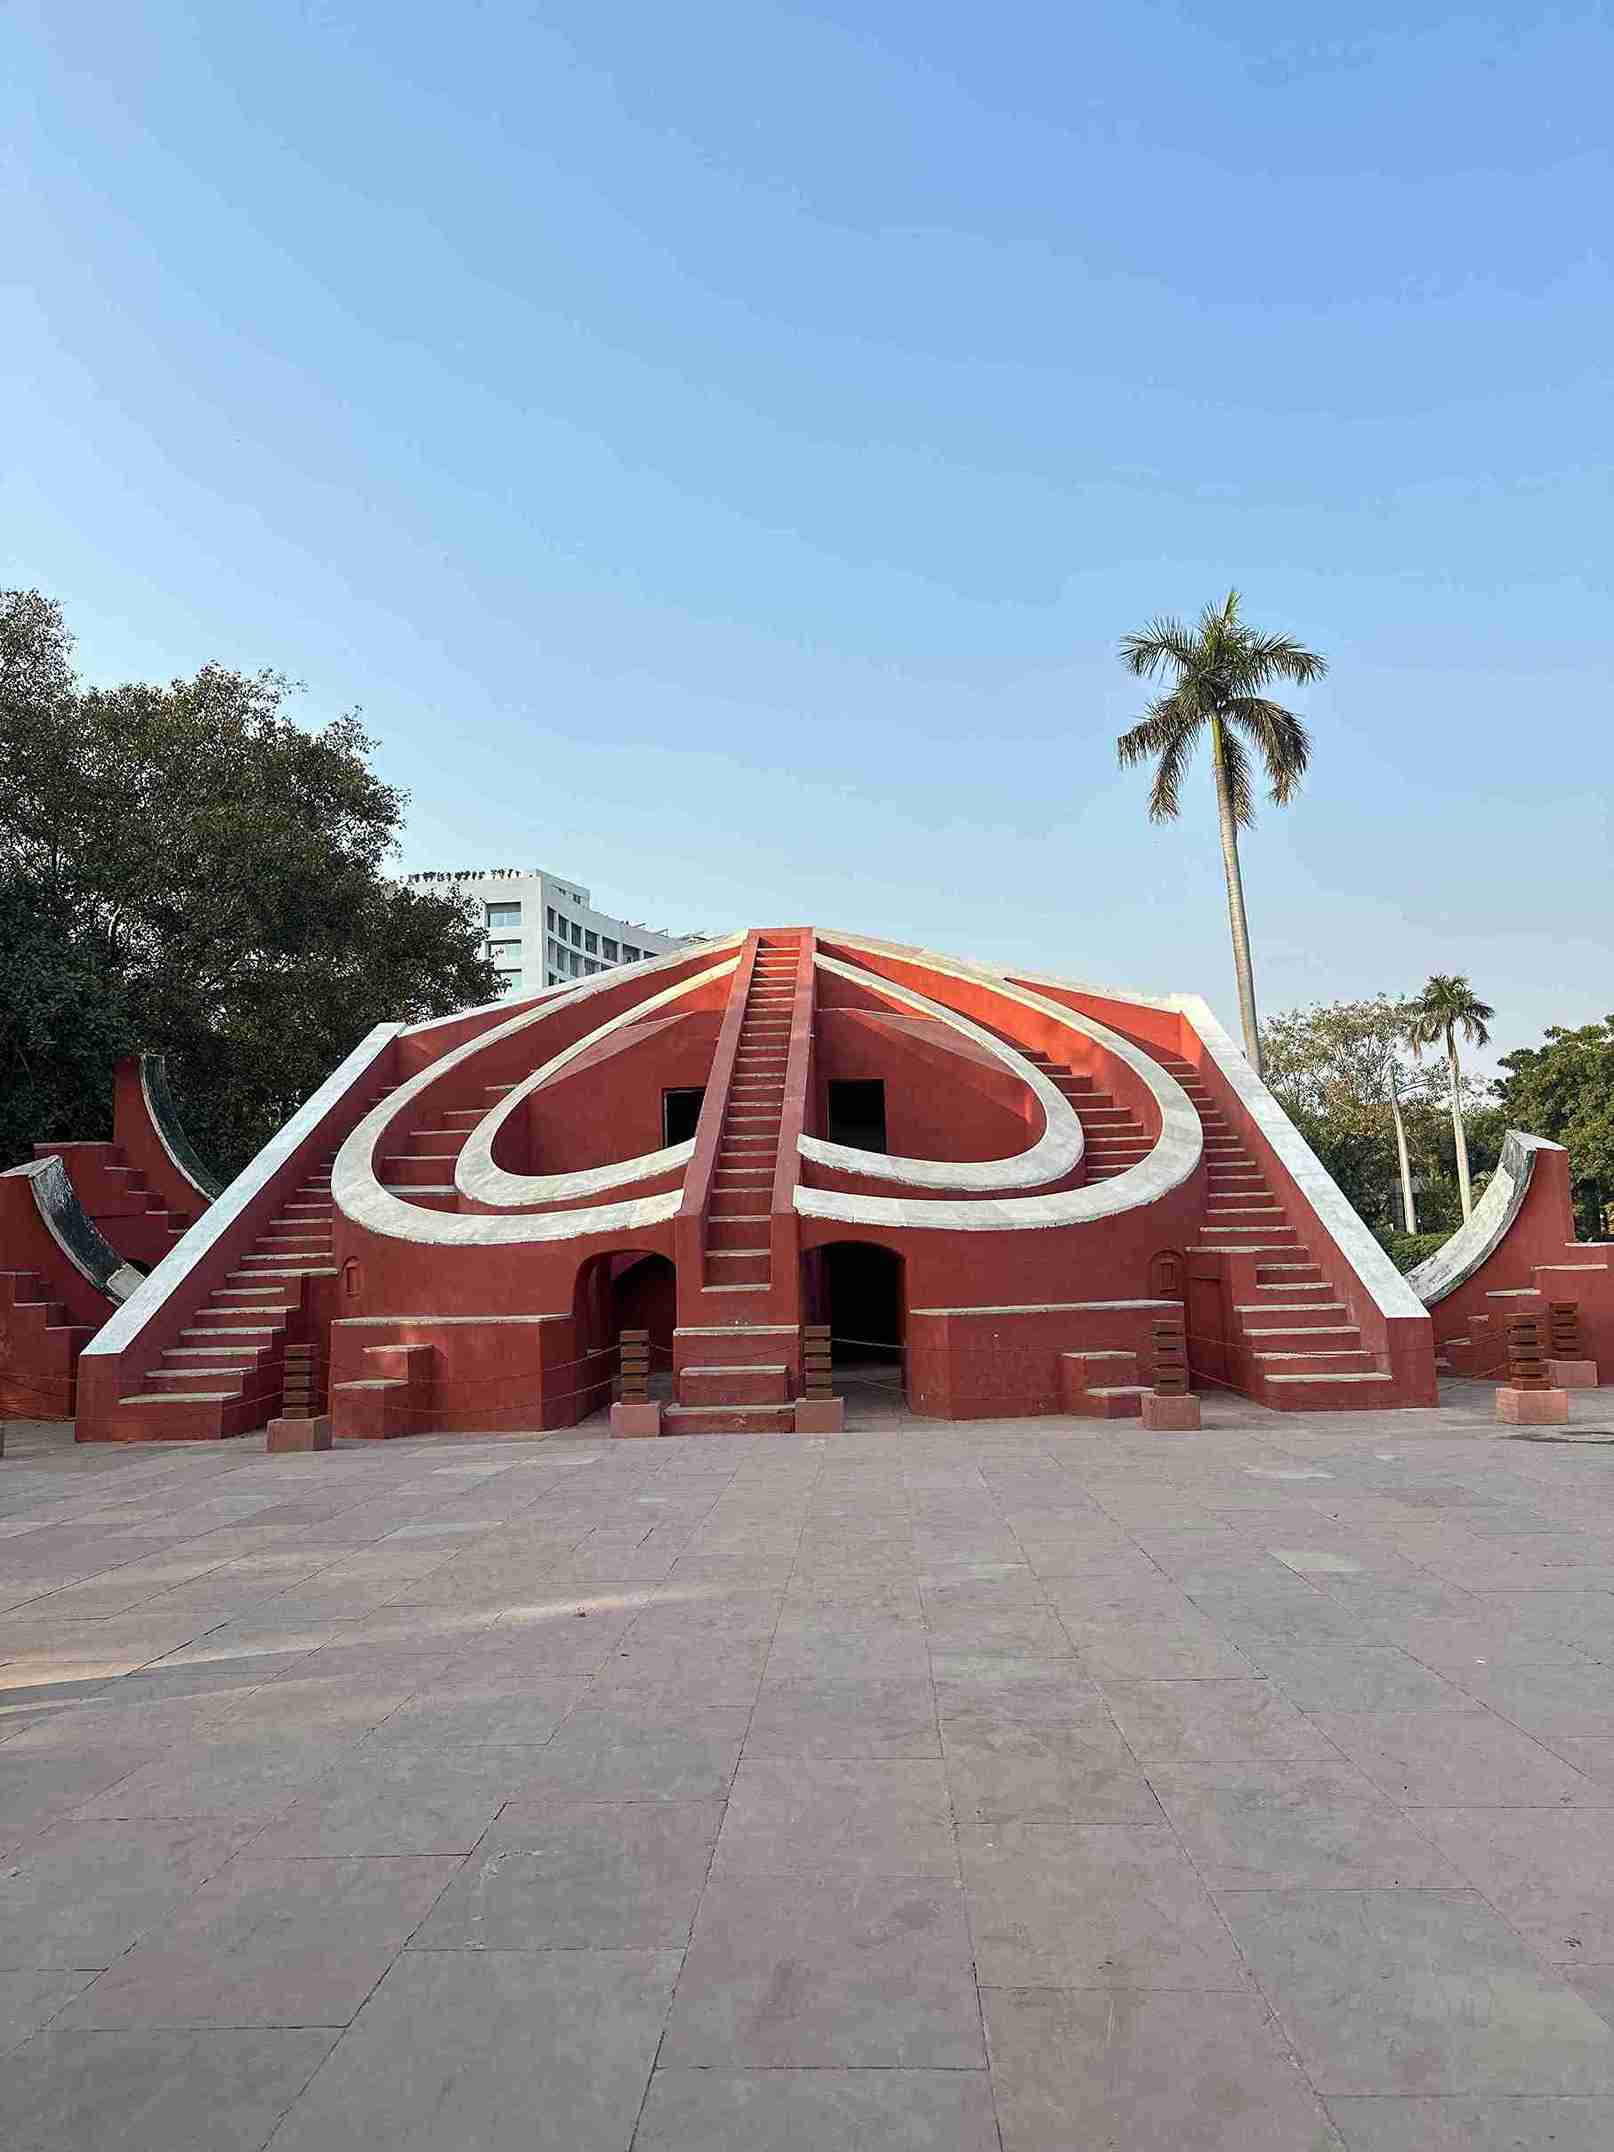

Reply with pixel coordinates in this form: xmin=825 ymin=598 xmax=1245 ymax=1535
xmin=486 ymin=902 xmax=521 ymax=930
xmin=496 ymin=969 xmax=521 ymax=989
xmin=622 ymin=944 xmax=640 ymax=962
xmin=489 ymin=939 xmax=520 ymax=959
xmin=545 ymin=906 xmax=556 ymax=931
xmin=601 ymin=937 xmax=618 ymax=961
xmin=568 ymin=950 xmax=581 ymax=976
xmin=584 ymin=930 xmax=598 ymax=954
xmin=827 ymin=1079 xmax=888 ymax=1153
xmin=663 ymin=1087 xmax=705 ymax=1144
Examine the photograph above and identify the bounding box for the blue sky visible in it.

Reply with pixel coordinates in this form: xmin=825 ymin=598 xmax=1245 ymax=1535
xmin=7 ymin=1 xmax=1609 ymax=1063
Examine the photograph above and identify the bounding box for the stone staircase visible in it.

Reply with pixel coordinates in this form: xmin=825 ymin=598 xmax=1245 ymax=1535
xmin=700 ymin=937 xmax=799 ymax=1293
xmin=1013 ymin=1047 xmax=1151 ymax=1182
xmin=109 ymin=1150 xmax=343 ymax=1440
xmin=1149 ymin=1050 xmax=1395 ymax=1409
xmin=0 ymin=1269 xmax=97 ymax=1418
xmin=666 ymin=935 xmax=807 ymax=1434
xmin=35 ymin=1141 xmax=200 ymax=1267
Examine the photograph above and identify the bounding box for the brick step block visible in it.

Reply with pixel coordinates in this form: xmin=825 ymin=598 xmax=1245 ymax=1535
xmin=662 ymin=1402 xmax=800 ymax=1435
xmin=678 ymin=1363 xmax=791 ymax=1406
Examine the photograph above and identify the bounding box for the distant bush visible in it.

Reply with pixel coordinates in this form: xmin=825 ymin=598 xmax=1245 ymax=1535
xmin=1374 ymin=1229 xmax=1449 ymax=1274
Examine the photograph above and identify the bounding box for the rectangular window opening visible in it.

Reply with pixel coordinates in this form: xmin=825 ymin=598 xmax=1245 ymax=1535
xmin=826 ymin=1079 xmax=887 ymax=1154
xmin=662 ymin=1087 xmax=706 ymax=1145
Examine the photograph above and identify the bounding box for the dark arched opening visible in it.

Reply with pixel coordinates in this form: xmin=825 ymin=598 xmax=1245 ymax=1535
xmin=573 ymin=1249 xmax=677 ymax=1408
xmin=806 ymin=1241 xmax=906 ymax=1414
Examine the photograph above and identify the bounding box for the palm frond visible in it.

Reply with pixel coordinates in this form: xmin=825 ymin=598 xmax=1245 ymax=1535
xmin=1237 ymin=630 xmax=1328 ymax=687
xmin=1146 ymin=725 xmax=1195 ymax=823
xmin=1118 ymin=617 xmax=1199 ymax=679
xmin=1216 ymin=722 xmax=1257 ymax=829
xmin=1115 ymin=694 xmax=1200 ymax=771
xmin=1226 ymin=696 xmax=1311 ymax=803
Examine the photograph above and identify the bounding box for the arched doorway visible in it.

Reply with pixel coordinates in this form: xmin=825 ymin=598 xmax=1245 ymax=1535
xmin=809 ymin=1240 xmax=906 ymax=1411
xmin=573 ymin=1249 xmax=677 ymax=1409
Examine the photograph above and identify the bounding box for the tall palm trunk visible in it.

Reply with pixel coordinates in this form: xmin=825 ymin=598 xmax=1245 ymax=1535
xmin=1446 ymin=1024 xmax=1473 ymax=1221
xmin=1209 ymin=716 xmax=1263 ymax=1078
xmin=1389 ymin=1079 xmax=1417 ymax=1234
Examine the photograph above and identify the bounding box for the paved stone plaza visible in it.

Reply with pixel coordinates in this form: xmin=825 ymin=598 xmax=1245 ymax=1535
xmin=4 ymin=1386 xmax=1614 ymax=2149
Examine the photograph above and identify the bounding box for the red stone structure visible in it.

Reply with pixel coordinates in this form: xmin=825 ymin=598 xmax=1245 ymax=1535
xmin=73 ymin=930 xmax=1467 ymax=1442
xmin=1 ymin=1055 xmax=217 ymax=1420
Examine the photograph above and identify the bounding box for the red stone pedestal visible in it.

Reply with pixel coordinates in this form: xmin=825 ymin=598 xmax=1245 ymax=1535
xmin=611 ymin=1401 xmax=662 ymax=1439
xmin=794 ymin=1397 xmax=845 ymax=1433
xmin=1497 ymin=1387 xmax=1569 ymax=1426
xmin=267 ymin=1414 xmax=332 ymax=1452
xmin=1142 ymin=1392 xmax=1201 ymax=1431
xmin=1548 ymin=1359 xmax=1598 ymax=1389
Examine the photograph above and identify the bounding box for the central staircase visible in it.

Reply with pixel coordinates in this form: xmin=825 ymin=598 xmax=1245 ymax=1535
xmin=669 ymin=934 xmax=808 ymax=1433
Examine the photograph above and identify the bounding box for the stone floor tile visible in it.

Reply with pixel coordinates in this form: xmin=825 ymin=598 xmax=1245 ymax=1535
xmin=0 ymin=2027 xmax=338 ymax=2151
xmin=660 ymin=1873 xmax=983 ymax=2066
xmin=1325 ymin=2095 xmax=1614 ymax=2149
xmin=362 ymin=1678 xmax=588 ymax=1748
xmin=983 ymin=1985 xmax=1342 ymax=2151
xmin=509 ymin=1707 xmax=747 ymax=1800
xmin=0 ymin=1745 xmax=158 ymax=1838
xmin=634 ymin=2066 xmax=1000 ymax=2150
xmin=1099 ymin=1678 xmax=1342 ymax=1761
xmin=53 ymin=1855 xmax=461 ymax=2027
xmin=265 ymin=1948 xmax=680 ymax=2151
xmin=1307 ymin=1710 xmax=1614 ymax=1806
xmin=1440 ymin=1660 xmax=1614 ymax=1738
xmin=960 ymin=1819 xmax=1247 ymax=1988
xmin=0 ymin=1817 xmax=256 ymax=1966
xmin=744 ymin=1676 xmax=940 ymax=1758
xmin=1232 ymin=1646 xmax=1478 ymax=1712
xmin=1415 ymin=1807 xmax=1614 ymax=1961
xmin=1156 ymin=1783 xmax=1463 ymax=1889
xmin=1219 ymin=1887 xmax=1614 ymax=2092
xmin=714 ymin=1757 xmax=957 ymax=1875
xmin=247 ymin=1747 xmax=528 ymax=1855
xmin=946 ymin=1752 xmax=1161 ymax=1824
xmin=72 ymin=1732 xmax=360 ymax=1821
xmin=1564 ymin=1965 xmax=1614 ymax=2027
xmin=0 ymin=1968 xmax=98 ymax=2054
xmin=410 ymin=1799 xmax=721 ymax=1948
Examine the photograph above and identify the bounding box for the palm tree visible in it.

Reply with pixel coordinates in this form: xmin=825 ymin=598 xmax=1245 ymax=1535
xmin=1409 ymin=974 xmax=1495 ymax=1222
xmin=1116 ymin=591 xmax=1325 ymax=1080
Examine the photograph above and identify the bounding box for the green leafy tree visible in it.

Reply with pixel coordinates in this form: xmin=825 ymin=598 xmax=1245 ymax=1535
xmin=1495 ymin=1019 xmax=1614 ymax=1238
xmin=1117 ymin=591 xmax=1325 ymax=1080
xmin=1409 ymin=974 xmax=1495 ymax=1223
xmin=1261 ymin=995 xmax=1456 ymax=1230
xmin=0 ymin=590 xmax=501 ymax=1174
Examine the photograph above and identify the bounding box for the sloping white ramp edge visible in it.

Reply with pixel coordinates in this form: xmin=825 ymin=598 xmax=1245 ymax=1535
xmin=1406 ymin=1129 xmax=1563 ymax=1306
xmin=335 ymin=938 xmax=743 ymax=1246
xmin=796 ymin=943 xmax=1201 ymax=1232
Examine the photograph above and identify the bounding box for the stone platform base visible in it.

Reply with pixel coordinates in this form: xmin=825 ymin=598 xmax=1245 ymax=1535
xmin=1497 ymin=1386 xmax=1569 ymax=1426
xmin=1142 ymin=1392 xmax=1201 ymax=1431
xmin=611 ymin=1401 xmax=662 ymax=1439
xmin=267 ymin=1414 xmax=332 ymax=1452
xmin=794 ymin=1397 xmax=846 ymax=1433
xmin=1549 ymin=1359 xmax=1598 ymax=1389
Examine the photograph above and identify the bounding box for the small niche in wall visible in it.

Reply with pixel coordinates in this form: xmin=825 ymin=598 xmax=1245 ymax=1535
xmin=663 ymin=1088 xmax=705 ymax=1145
xmin=827 ymin=1079 xmax=888 ymax=1154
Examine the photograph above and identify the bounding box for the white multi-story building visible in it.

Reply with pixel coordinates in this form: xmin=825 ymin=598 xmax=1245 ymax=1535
xmin=404 ymin=867 xmax=697 ymax=996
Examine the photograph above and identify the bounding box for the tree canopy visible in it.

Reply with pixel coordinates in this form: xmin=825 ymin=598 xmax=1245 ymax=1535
xmin=0 ymin=589 xmax=500 ymax=1174
xmin=1261 ymin=994 xmax=1495 ymax=1233
xmin=1495 ymin=1019 xmax=1614 ymax=1236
